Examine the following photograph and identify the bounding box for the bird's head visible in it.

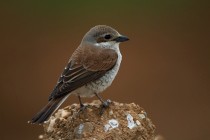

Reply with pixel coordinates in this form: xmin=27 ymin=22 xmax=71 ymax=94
xmin=82 ymin=25 xmax=129 ymax=49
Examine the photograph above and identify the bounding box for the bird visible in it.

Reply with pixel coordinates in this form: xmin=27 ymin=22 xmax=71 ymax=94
xmin=29 ymin=25 xmax=129 ymax=124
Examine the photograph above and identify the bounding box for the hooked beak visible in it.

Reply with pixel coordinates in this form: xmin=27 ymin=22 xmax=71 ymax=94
xmin=113 ymin=35 xmax=129 ymax=42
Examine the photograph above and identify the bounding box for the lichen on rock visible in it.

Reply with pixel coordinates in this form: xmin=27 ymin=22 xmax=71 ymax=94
xmin=39 ymin=100 xmax=156 ymax=140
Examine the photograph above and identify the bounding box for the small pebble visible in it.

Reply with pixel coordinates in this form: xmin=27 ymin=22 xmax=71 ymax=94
xmin=78 ymin=124 xmax=84 ymax=134
xmin=38 ymin=135 xmax=44 ymax=139
xmin=119 ymin=103 xmax=123 ymax=106
xmin=136 ymin=120 xmax=141 ymax=125
xmin=104 ymin=124 xmax=111 ymax=132
xmin=127 ymin=114 xmax=136 ymax=129
xmin=109 ymin=119 xmax=119 ymax=128
xmin=138 ymin=114 xmax=146 ymax=119
xmin=109 ymin=110 xmax=113 ymax=115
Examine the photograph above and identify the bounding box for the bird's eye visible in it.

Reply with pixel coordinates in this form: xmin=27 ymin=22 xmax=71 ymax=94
xmin=104 ymin=34 xmax=112 ymax=39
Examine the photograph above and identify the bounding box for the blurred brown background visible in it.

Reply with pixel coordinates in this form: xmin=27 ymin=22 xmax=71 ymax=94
xmin=0 ymin=1 xmax=210 ymax=140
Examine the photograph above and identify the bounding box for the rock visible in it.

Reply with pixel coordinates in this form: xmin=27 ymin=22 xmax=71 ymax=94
xmin=39 ymin=100 xmax=156 ymax=140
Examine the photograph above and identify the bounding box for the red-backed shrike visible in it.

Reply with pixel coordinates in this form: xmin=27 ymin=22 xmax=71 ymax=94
xmin=30 ymin=25 xmax=129 ymax=124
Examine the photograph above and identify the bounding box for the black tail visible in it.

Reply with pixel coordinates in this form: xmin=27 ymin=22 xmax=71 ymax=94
xmin=29 ymin=96 xmax=67 ymax=124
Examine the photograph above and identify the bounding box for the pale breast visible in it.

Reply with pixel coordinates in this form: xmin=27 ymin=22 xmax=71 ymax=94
xmin=76 ymin=51 xmax=122 ymax=98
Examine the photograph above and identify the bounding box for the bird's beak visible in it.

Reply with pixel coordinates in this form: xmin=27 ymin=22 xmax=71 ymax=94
xmin=113 ymin=35 xmax=129 ymax=42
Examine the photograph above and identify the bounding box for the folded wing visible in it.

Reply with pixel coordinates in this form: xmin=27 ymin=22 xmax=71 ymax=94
xmin=49 ymin=46 xmax=118 ymax=101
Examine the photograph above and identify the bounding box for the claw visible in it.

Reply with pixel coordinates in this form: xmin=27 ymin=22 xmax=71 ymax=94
xmin=99 ymin=99 xmax=111 ymax=115
xmin=78 ymin=104 xmax=89 ymax=114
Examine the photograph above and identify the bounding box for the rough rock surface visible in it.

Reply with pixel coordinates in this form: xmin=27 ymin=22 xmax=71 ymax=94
xmin=39 ymin=100 xmax=156 ymax=140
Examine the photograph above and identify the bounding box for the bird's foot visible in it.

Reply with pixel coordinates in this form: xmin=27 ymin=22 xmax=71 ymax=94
xmin=78 ymin=104 xmax=89 ymax=114
xmin=99 ymin=99 xmax=111 ymax=115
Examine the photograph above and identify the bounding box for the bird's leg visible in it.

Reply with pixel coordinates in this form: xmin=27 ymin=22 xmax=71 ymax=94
xmin=78 ymin=95 xmax=88 ymax=112
xmin=78 ymin=95 xmax=84 ymax=107
xmin=94 ymin=93 xmax=111 ymax=115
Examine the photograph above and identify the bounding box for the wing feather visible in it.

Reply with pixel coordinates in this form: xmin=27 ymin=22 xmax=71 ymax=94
xmin=49 ymin=46 xmax=118 ymax=100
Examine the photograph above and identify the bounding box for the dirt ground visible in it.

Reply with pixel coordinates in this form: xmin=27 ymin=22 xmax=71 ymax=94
xmin=39 ymin=100 xmax=156 ymax=140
